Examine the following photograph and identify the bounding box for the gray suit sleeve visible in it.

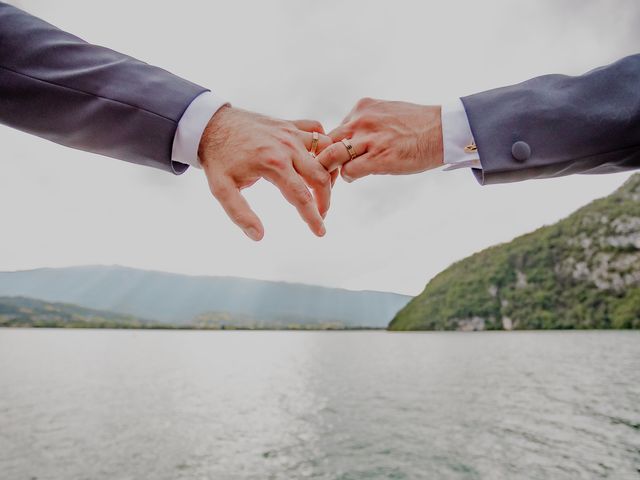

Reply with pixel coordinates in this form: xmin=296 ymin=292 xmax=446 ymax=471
xmin=461 ymin=54 xmax=640 ymax=185
xmin=0 ymin=2 xmax=208 ymax=174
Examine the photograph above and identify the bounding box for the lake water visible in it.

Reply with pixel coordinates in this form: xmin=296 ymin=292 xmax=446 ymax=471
xmin=0 ymin=329 xmax=638 ymax=480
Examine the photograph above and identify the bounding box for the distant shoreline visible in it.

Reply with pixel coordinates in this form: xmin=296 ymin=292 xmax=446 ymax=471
xmin=2 ymin=325 xmax=638 ymax=333
xmin=0 ymin=324 xmax=386 ymax=331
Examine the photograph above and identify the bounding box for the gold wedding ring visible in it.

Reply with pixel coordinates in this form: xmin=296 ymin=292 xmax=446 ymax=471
xmin=309 ymin=131 xmax=319 ymax=157
xmin=341 ymin=138 xmax=358 ymax=161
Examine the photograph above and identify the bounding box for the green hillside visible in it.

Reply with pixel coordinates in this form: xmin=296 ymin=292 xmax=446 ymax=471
xmin=390 ymin=174 xmax=640 ymax=331
xmin=0 ymin=296 xmax=154 ymax=329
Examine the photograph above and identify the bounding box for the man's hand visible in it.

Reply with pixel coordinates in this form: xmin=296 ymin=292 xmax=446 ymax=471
xmin=316 ymin=98 xmax=444 ymax=182
xmin=198 ymin=106 xmax=333 ymax=241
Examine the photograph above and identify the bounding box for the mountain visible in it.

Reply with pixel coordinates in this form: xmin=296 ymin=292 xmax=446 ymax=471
xmin=0 ymin=296 xmax=152 ymax=328
xmin=0 ymin=296 xmax=347 ymax=330
xmin=390 ymin=174 xmax=640 ymax=331
xmin=0 ymin=266 xmax=410 ymax=328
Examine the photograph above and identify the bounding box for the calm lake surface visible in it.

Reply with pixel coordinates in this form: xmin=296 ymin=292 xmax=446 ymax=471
xmin=0 ymin=329 xmax=638 ymax=480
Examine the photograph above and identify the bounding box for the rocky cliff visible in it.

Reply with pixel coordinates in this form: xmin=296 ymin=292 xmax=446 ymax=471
xmin=390 ymin=174 xmax=640 ymax=331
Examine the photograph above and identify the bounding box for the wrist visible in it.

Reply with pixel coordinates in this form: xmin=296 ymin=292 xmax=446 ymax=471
xmin=172 ymin=92 xmax=228 ymax=170
xmin=198 ymin=105 xmax=233 ymax=167
xmin=419 ymin=105 xmax=444 ymax=170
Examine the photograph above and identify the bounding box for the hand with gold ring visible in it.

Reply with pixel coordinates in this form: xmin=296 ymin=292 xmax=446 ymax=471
xmin=316 ymin=98 xmax=444 ymax=182
xmin=199 ymin=106 xmax=333 ymax=241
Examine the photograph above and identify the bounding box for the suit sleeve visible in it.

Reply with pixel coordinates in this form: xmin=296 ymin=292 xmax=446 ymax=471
xmin=0 ymin=2 xmax=207 ymax=174
xmin=461 ymin=54 xmax=640 ymax=185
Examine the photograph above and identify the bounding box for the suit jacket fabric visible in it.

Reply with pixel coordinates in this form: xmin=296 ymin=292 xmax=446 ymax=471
xmin=462 ymin=54 xmax=640 ymax=185
xmin=0 ymin=2 xmax=206 ymax=173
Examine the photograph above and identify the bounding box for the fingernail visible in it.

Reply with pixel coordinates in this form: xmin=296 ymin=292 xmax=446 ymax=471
xmin=244 ymin=227 xmax=260 ymax=241
xmin=318 ymin=223 xmax=326 ymax=236
xmin=342 ymin=174 xmax=354 ymax=183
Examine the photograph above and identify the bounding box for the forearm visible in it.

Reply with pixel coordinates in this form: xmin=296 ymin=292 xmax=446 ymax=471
xmin=462 ymin=54 xmax=640 ymax=185
xmin=0 ymin=2 xmax=206 ymax=173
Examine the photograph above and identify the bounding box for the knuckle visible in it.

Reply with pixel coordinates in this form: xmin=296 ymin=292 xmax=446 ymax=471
xmin=294 ymin=185 xmax=313 ymax=205
xmin=211 ymin=184 xmax=230 ymax=201
xmin=319 ymin=147 xmax=336 ymax=167
xmin=230 ymin=211 xmax=250 ymax=226
xmin=374 ymin=144 xmax=391 ymax=157
xmin=350 ymin=162 xmax=366 ymax=176
xmin=366 ymin=142 xmax=380 ymax=156
xmin=254 ymin=144 xmax=271 ymax=156
xmin=356 ymin=97 xmax=374 ymax=109
xmin=356 ymin=114 xmax=377 ymax=129
xmin=338 ymin=122 xmax=356 ymax=138
xmin=265 ymin=157 xmax=286 ymax=171
xmin=282 ymin=124 xmax=298 ymax=136
xmin=322 ymin=148 xmax=339 ymax=168
xmin=341 ymin=167 xmax=355 ymax=180
xmin=278 ymin=136 xmax=297 ymax=150
xmin=328 ymin=125 xmax=345 ymax=142
xmin=312 ymin=169 xmax=330 ymax=186
xmin=339 ymin=114 xmax=352 ymax=127
xmin=328 ymin=145 xmax=341 ymax=162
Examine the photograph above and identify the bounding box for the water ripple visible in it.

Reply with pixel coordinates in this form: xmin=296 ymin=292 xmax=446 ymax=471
xmin=0 ymin=329 xmax=638 ymax=479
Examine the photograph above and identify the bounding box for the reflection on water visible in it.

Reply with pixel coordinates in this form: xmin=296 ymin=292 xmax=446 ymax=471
xmin=0 ymin=329 xmax=638 ymax=479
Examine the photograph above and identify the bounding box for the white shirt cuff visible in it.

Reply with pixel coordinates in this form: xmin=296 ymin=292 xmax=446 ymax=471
xmin=441 ymin=99 xmax=481 ymax=171
xmin=171 ymin=91 xmax=229 ymax=169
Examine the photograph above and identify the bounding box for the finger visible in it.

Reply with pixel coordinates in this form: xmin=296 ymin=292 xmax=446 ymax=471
xmin=328 ymin=124 xmax=352 ymax=142
xmin=292 ymin=151 xmax=332 ymax=218
xmin=298 ymin=130 xmax=333 ymax=155
xmin=316 ymin=137 xmax=367 ymax=172
xmin=209 ymin=177 xmax=264 ymax=241
xmin=340 ymin=108 xmax=357 ymax=127
xmin=265 ymin=166 xmax=326 ymax=237
xmin=292 ymin=119 xmax=325 ymax=134
xmin=340 ymin=153 xmax=378 ymax=183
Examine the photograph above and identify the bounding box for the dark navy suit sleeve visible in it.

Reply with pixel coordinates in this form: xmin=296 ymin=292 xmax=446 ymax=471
xmin=461 ymin=54 xmax=640 ymax=185
xmin=0 ymin=2 xmax=207 ymax=174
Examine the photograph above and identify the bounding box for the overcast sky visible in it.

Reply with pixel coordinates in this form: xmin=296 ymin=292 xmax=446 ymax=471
xmin=1 ymin=0 xmax=639 ymax=295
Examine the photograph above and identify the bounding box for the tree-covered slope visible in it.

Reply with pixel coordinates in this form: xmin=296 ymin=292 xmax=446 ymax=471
xmin=0 ymin=296 xmax=152 ymax=328
xmin=390 ymin=174 xmax=640 ymax=331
